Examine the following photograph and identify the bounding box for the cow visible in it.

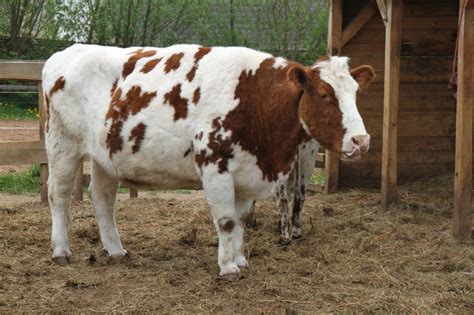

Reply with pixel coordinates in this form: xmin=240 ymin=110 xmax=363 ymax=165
xmin=42 ymin=44 xmax=374 ymax=276
xmin=246 ymin=140 xmax=320 ymax=244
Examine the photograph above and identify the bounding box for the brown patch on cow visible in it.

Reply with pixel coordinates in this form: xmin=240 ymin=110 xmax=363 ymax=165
xmin=122 ymin=49 xmax=156 ymax=79
xmin=164 ymin=53 xmax=184 ymax=73
xmin=110 ymin=79 xmax=118 ymax=97
xmin=49 ymin=76 xmax=65 ymax=96
xmin=141 ymin=57 xmax=163 ymax=73
xmin=186 ymin=67 xmax=197 ymax=82
xmin=183 ymin=148 xmax=191 ymax=157
xmin=194 ymin=47 xmax=211 ymax=63
xmin=218 ymin=217 xmax=235 ymax=233
xmin=105 ymin=86 xmax=157 ymax=157
xmin=194 ymin=117 xmax=234 ymax=174
xmin=218 ymin=58 xmax=309 ymax=181
xmin=186 ymin=47 xmax=211 ymax=81
xmin=194 ymin=132 xmax=203 ymax=140
xmin=164 ymin=84 xmax=189 ymax=121
xmin=298 ymin=71 xmax=344 ymax=153
xmin=129 ymin=123 xmax=146 ymax=153
xmin=192 ymin=88 xmax=201 ymax=104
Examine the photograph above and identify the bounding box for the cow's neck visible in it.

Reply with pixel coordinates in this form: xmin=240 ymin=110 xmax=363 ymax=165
xmin=223 ymin=61 xmax=309 ymax=182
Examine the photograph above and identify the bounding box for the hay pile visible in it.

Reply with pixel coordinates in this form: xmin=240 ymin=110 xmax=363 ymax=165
xmin=0 ymin=175 xmax=472 ymax=312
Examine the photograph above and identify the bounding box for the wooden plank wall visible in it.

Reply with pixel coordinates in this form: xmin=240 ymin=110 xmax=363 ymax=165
xmin=340 ymin=0 xmax=458 ymax=188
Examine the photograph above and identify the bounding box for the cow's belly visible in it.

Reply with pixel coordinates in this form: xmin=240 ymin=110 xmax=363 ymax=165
xmin=118 ymin=145 xmax=200 ymax=187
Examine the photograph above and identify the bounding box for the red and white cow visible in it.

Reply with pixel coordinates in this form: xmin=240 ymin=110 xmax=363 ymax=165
xmin=42 ymin=44 xmax=374 ymax=276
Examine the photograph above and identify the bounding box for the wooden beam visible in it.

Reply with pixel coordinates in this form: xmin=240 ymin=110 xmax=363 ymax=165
xmin=325 ymin=0 xmax=343 ymax=193
xmin=74 ymin=161 xmax=84 ymax=202
xmin=467 ymin=0 xmax=474 ymax=9
xmin=0 ymin=61 xmax=44 ymax=81
xmin=381 ymin=0 xmax=403 ymax=211
xmin=327 ymin=0 xmax=343 ymax=55
xmin=453 ymin=1 xmax=473 ymax=242
xmin=0 ymin=141 xmax=47 ymax=165
xmin=130 ymin=188 xmax=138 ymax=198
xmin=341 ymin=2 xmax=378 ymax=47
xmin=38 ymin=82 xmax=49 ymax=205
xmin=376 ymin=0 xmax=388 ymax=26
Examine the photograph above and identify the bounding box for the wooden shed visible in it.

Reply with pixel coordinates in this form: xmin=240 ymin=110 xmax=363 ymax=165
xmin=326 ymin=0 xmax=473 ymax=241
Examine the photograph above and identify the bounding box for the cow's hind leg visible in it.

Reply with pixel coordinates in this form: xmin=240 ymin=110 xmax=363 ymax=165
xmin=47 ymin=138 xmax=82 ymax=265
xmin=233 ymin=197 xmax=253 ymax=268
xmin=291 ymin=185 xmax=304 ymax=239
xmin=202 ymin=170 xmax=240 ymax=276
xmin=90 ymin=159 xmax=126 ymax=256
xmin=276 ymin=183 xmax=291 ymax=245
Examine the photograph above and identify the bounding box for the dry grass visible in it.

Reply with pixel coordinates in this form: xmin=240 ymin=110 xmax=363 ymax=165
xmin=0 ymin=174 xmax=473 ymax=312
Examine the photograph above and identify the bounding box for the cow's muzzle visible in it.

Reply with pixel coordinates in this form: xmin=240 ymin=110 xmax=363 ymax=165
xmin=341 ymin=134 xmax=370 ymax=160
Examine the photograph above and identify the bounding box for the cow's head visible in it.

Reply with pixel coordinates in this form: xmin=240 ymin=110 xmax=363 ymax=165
xmin=290 ymin=56 xmax=375 ymax=160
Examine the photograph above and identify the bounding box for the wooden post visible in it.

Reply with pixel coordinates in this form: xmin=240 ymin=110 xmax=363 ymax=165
xmin=381 ymin=0 xmax=403 ymax=211
xmin=38 ymin=82 xmax=49 ymax=206
xmin=74 ymin=161 xmax=84 ymax=202
xmin=130 ymin=188 xmax=138 ymax=198
xmin=325 ymin=0 xmax=342 ymax=194
xmin=453 ymin=1 xmax=473 ymax=241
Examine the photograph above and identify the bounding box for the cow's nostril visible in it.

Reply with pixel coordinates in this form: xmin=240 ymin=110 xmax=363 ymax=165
xmin=352 ymin=137 xmax=360 ymax=145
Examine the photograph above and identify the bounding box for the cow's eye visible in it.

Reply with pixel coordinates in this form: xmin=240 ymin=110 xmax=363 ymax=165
xmin=319 ymin=93 xmax=328 ymax=99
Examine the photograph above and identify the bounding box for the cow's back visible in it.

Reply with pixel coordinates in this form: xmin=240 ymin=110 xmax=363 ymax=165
xmin=43 ymin=44 xmax=279 ymax=190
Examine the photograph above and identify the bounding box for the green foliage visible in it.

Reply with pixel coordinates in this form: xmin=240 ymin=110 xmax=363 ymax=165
xmin=0 ymin=101 xmax=38 ymax=120
xmin=310 ymin=173 xmax=325 ymax=186
xmin=0 ymin=165 xmax=41 ymax=194
xmin=0 ymin=0 xmax=328 ymax=65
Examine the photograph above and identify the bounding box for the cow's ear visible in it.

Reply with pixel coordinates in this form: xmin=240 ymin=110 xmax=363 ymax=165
xmin=350 ymin=65 xmax=376 ymax=88
xmin=288 ymin=66 xmax=309 ymax=90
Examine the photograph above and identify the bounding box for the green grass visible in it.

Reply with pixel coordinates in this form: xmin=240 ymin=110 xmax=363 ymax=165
xmin=310 ymin=173 xmax=325 ymax=186
xmin=0 ymin=102 xmax=39 ymax=120
xmin=0 ymin=165 xmax=41 ymax=194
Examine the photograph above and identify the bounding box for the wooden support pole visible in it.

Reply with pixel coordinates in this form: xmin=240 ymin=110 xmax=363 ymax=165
xmin=381 ymin=0 xmax=403 ymax=211
xmin=38 ymin=82 xmax=49 ymax=205
xmin=40 ymin=164 xmax=48 ymax=206
xmin=325 ymin=0 xmax=342 ymax=194
xmin=74 ymin=160 xmax=84 ymax=202
xmin=453 ymin=1 xmax=473 ymax=241
xmin=130 ymin=188 xmax=138 ymax=198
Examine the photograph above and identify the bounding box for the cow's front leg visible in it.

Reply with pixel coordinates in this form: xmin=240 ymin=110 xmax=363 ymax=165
xmin=202 ymin=170 xmax=240 ymax=276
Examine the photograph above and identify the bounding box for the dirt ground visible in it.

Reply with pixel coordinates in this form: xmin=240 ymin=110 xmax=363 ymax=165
xmin=0 ymin=174 xmax=473 ymax=313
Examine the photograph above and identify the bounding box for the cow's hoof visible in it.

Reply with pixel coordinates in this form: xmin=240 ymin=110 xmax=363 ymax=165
xmin=52 ymin=255 xmax=71 ymax=266
xmin=291 ymin=233 xmax=303 ymax=240
xmin=107 ymin=248 xmax=128 ymax=257
xmin=219 ymin=262 xmax=240 ymax=276
xmin=106 ymin=250 xmax=130 ymax=264
xmin=234 ymin=255 xmax=248 ymax=268
xmin=279 ymin=237 xmax=291 ymax=246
